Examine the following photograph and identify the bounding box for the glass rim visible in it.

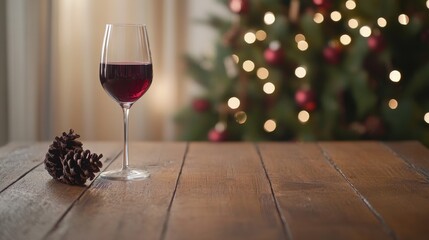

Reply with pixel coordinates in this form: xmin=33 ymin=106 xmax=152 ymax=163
xmin=106 ymin=23 xmax=147 ymax=27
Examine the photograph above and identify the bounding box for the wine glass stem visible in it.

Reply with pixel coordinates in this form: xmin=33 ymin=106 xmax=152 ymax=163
xmin=122 ymin=105 xmax=131 ymax=171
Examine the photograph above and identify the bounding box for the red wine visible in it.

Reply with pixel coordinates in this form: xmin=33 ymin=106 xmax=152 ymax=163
xmin=100 ymin=62 xmax=152 ymax=103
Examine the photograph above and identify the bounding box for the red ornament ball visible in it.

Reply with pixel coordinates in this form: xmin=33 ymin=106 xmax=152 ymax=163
xmin=264 ymin=47 xmax=284 ymax=65
xmin=229 ymin=0 xmax=249 ymax=14
xmin=323 ymin=45 xmax=342 ymax=65
xmin=208 ymin=128 xmax=227 ymax=142
xmin=192 ymin=98 xmax=211 ymax=112
xmin=295 ymin=89 xmax=317 ymax=111
xmin=368 ymin=34 xmax=386 ymax=53
xmin=313 ymin=0 xmax=332 ymax=10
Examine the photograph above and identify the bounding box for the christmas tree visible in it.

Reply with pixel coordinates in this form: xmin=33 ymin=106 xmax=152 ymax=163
xmin=176 ymin=0 xmax=429 ymax=145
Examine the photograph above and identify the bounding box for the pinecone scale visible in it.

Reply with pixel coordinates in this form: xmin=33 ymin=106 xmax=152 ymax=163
xmin=44 ymin=129 xmax=103 ymax=185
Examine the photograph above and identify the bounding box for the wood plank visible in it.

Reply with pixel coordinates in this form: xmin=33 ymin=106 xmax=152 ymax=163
xmin=258 ymin=142 xmax=391 ymax=240
xmin=0 ymin=142 xmax=49 ymax=192
xmin=385 ymin=141 xmax=429 ymax=180
xmin=164 ymin=142 xmax=285 ymax=240
xmin=45 ymin=142 xmax=187 ymax=240
xmin=0 ymin=142 xmax=121 ymax=240
xmin=319 ymin=141 xmax=429 ymax=240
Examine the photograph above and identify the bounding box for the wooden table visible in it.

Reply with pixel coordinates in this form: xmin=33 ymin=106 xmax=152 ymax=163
xmin=1 ymin=141 xmax=429 ymax=240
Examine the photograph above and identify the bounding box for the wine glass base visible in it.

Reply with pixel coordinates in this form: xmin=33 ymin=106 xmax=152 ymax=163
xmin=100 ymin=168 xmax=150 ymax=181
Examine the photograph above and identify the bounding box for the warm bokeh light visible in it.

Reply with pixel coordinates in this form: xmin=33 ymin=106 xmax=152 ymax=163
xmin=257 ymin=67 xmax=269 ymax=80
xmin=348 ymin=19 xmax=359 ymax=29
xmin=264 ymin=119 xmax=276 ymax=132
xmin=297 ymin=40 xmax=309 ymax=51
xmin=264 ymin=12 xmax=275 ymax=25
xmin=427 ymin=0 xmax=429 ymax=9
xmin=295 ymin=66 xmax=307 ymax=78
xmin=228 ymin=97 xmax=240 ymax=109
xmin=244 ymin=32 xmax=256 ymax=44
xmin=389 ymin=70 xmax=401 ymax=82
xmin=243 ymin=60 xmax=255 ymax=72
xmin=340 ymin=34 xmax=352 ymax=45
xmin=234 ymin=111 xmax=247 ymax=124
xmin=330 ymin=11 xmax=342 ymax=22
xmin=295 ymin=34 xmax=305 ymax=43
xmin=232 ymin=54 xmax=239 ymax=64
xmin=263 ymin=82 xmax=275 ymax=94
xmin=255 ymin=30 xmax=267 ymax=41
xmin=298 ymin=110 xmax=310 ymax=123
xmin=215 ymin=121 xmax=226 ymax=131
xmin=388 ymin=99 xmax=398 ymax=109
xmin=398 ymin=14 xmax=409 ymax=25
xmin=359 ymin=26 xmax=372 ymax=37
xmin=425 ymin=112 xmax=429 ymax=124
xmin=314 ymin=13 xmax=324 ymax=24
xmin=377 ymin=17 xmax=387 ymax=27
xmin=345 ymin=0 xmax=356 ymax=10
xmin=269 ymin=40 xmax=281 ymax=50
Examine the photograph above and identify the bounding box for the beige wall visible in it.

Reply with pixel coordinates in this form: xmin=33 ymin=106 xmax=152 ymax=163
xmin=0 ymin=0 xmax=7 ymax=145
xmin=6 ymin=0 xmax=187 ymax=141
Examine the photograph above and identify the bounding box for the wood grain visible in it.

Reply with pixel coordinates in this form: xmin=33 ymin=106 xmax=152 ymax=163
xmin=258 ymin=142 xmax=391 ymax=240
xmin=1 ymin=141 xmax=428 ymax=240
xmin=164 ymin=142 xmax=285 ymax=240
xmin=320 ymin=142 xmax=429 ymax=240
xmin=0 ymin=142 xmax=121 ymax=240
xmin=45 ymin=142 xmax=187 ymax=240
xmin=0 ymin=142 xmax=49 ymax=192
xmin=385 ymin=141 xmax=429 ymax=180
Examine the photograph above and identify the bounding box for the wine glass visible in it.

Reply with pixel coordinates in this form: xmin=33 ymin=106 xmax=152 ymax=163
xmin=99 ymin=24 xmax=152 ymax=180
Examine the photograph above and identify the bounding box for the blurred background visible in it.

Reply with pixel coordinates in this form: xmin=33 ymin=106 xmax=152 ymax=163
xmin=1 ymin=0 xmax=429 ymax=146
xmin=0 ymin=0 xmax=226 ymax=144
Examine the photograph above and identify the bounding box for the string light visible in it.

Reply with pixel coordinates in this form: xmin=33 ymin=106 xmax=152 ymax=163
xmin=398 ymin=14 xmax=409 ymax=25
xmin=263 ymin=82 xmax=275 ymax=94
xmin=244 ymin=32 xmax=256 ymax=44
xmin=314 ymin=13 xmax=324 ymax=24
xmin=298 ymin=110 xmax=310 ymax=123
xmin=389 ymin=70 xmax=401 ymax=82
xmin=269 ymin=41 xmax=281 ymax=50
xmin=264 ymin=12 xmax=275 ymax=25
xmin=232 ymin=54 xmax=239 ymax=64
xmin=228 ymin=97 xmax=240 ymax=109
xmin=424 ymin=112 xmax=429 ymax=124
xmin=295 ymin=34 xmax=305 ymax=43
xmin=255 ymin=30 xmax=267 ymax=41
xmin=377 ymin=17 xmax=387 ymax=27
xmin=215 ymin=122 xmax=226 ymax=131
xmin=348 ymin=19 xmax=359 ymax=29
xmin=264 ymin=119 xmax=276 ymax=132
xmin=257 ymin=67 xmax=269 ymax=80
xmin=345 ymin=0 xmax=356 ymax=10
xmin=359 ymin=26 xmax=372 ymax=37
xmin=297 ymin=41 xmax=309 ymax=51
xmin=243 ymin=60 xmax=255 ymax=72
xmin=340 ymin=34 xmax=352 ymax=45
xmin=295 ymin=66 xmax=307 ymax=78
xmin=330 ymin=11 xmax=342 ymax=22
xmin=388 ymin=99 xmax=398 ymax=109
xmin=234 ymin=111 xmax=247 ymax=124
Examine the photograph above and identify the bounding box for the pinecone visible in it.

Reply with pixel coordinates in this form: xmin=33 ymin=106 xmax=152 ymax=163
xmin=59 ymin=149 xmax=103 ymax=185
xmin=44 ymin=129 xmax=103 ymax=185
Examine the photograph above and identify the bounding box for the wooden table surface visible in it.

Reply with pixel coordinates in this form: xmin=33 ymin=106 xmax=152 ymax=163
xmin=1 ymin=141 xmax=429 ymax=240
